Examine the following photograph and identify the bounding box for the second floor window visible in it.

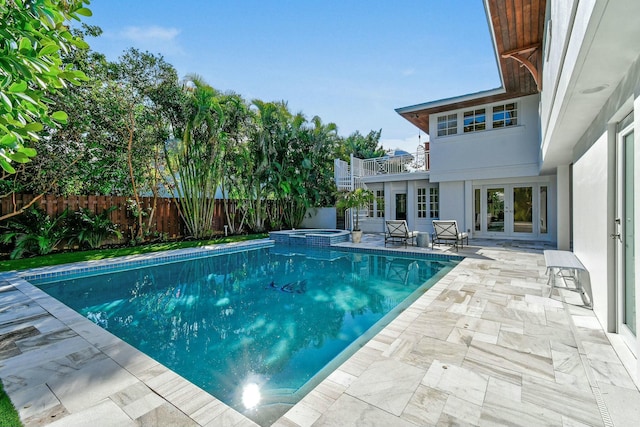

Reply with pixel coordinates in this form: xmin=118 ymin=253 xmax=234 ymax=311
xmin=437 ymin=114 xmax=457 ymax=136
xmin=493 ymin=103 xmax=518 ymax=128
xmin=417 ymin=188 xmax=427 ymax=218
xmin=463 ymin=108 xmax=486 ymax=133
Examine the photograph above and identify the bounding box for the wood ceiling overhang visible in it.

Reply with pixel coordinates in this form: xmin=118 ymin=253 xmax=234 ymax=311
xmin=398 ymin=0 xmax=546 ymax=134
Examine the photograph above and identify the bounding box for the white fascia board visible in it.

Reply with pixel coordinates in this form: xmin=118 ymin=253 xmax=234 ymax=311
xmin=361 ymin=172 xmax=430 ymax=184
xmin=483 ymin=0 xmax=506 ymax=89
xmin=395 ymin=87 xmax=506 ymax=114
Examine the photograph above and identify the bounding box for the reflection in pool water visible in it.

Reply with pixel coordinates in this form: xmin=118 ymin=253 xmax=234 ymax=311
xmin=36 ymin=245 xmax=458 ymax=425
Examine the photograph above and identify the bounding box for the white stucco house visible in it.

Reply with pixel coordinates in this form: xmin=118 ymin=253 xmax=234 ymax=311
xmin=335 ymin=0 xmax=640 ymax=385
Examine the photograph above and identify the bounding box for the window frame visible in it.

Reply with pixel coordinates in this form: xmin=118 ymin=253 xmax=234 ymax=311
xmin=429 ymin=187 xmax=439 ymax=219
xmin=463 ymin=108 xmax=486 ymax=133
xmin=369 ymin=188 xmax=385 ymax=218
xmin=417 ymin=187 xmax=427 ymax=218
xmin=437 ymin=113 xmax=458 ymax=137
xmin=375 ymin=189 xmax=385 ymax=218
xmin=492 ymin=102 xmax=518 ymax=128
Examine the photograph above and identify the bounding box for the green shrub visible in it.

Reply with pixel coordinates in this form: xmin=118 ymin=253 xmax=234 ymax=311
xmin=68 ymin=207 xmax=122 ymax=249
xmin=0 ymin=207 xmax=70 ymax=259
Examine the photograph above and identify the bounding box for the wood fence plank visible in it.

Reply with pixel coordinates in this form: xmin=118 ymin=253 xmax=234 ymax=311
xmin=2 ymin=194 xmax=241 ymax=240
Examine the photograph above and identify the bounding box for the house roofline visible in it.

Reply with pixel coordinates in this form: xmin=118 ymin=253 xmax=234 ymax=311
xmin=394 ymin=87 xmax=506 ymax=115
xmin=395 ymin=1 xmax=505 ymax=116
xmin=483 ymin=0 xmax=505 ymax=90
xmin=396 ymin=0 xmax=544 ymax=134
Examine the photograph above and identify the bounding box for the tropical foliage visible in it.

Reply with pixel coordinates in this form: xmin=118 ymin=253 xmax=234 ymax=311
xmin=68 ymin=207 xmax=122 ymax=249
xmin=0 ymin=15 xmax=388 ymax=252
xmin=164 ymin=75 xmax=225 ymax=238
xmin=0 ymin=206 xmax=69 ymax=258
xmin=0 ymin=205 xmax=122 ymax=258
xmin=336 ymin=129 xmax=385 ymax=161
xmin=0 ymin=0 xmax=91 ymax=174
xmin=336 ymin=188 xmax=374 ymax=231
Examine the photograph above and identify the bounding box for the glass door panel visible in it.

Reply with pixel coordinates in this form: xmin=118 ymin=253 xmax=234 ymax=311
xmin=513 ymin=186 xmax=533 ymax=233
xmin=474 ymin=184 xmax=544 ymax=238
xmin=540 ymin=186 xmax=548 ymax=234
xmin=486 ymin=188 xmax=505 ymax=232
xmin=623 ymin=130 xmax=636 ymax=336
xmin=474 ymin=188 xmax=481 ymax=231
xmin=395 ymin=194 xmax=407 ymax=220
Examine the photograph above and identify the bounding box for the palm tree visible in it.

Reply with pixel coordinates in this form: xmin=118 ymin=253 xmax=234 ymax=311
xmin=337 ymin=188 xmax=374 ymax=231
xmin=164 ymin=75 xmax=224 ymax=238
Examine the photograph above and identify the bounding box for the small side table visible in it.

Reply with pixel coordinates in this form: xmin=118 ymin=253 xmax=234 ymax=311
xmin=416 ymin=232 xmax=430 ymax=248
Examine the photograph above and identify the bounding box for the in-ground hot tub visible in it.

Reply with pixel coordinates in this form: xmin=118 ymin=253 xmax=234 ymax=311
xmin=269 ymin=229 xmax=350 ymax=247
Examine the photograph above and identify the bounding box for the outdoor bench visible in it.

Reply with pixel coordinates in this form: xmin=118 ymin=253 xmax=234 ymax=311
xmin=544 ymin=249 xmax=591 ymax=308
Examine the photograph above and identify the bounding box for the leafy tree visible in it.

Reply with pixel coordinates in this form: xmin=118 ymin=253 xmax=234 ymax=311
xmin=277 ymin=114 xmax=339 ymax=228
xmin=12 ymin=26 xmax=111 ymax=196
xmin=217 ymin=92 xmax=251 ymax=234
xmin=0 ymin=0 xmax=91 ymax=174
xmin=111 ymin=48 xmax=182 ymax=241
xmin=242 ymin=100 xmax=292 ymax=232
xmin=336 ymin=129 xmax=385 ymax=161
xmin=304 ymin=115 xmax=340 ymax=207
xmin=164 ymin=75 xmax=225 ymax=238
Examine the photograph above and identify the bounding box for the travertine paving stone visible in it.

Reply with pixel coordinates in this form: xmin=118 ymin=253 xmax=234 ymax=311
xmin=0 ymin=236 xmax=638 ymax=426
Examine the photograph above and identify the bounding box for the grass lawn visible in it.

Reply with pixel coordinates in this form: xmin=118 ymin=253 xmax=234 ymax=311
xmin=0 ymin=381 xmax=21 ymax=427
xmin=0 ymin=233 xmax=268 ymax=272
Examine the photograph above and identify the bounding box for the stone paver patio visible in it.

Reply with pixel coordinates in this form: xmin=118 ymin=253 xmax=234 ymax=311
xmin=1 ymin=235 xmax=639 ymax=426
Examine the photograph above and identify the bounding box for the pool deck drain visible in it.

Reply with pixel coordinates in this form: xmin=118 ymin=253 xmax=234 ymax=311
xmin=1 ymin=235 xmax=639 ymax=426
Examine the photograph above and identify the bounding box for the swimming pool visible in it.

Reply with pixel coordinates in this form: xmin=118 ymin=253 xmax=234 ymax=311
xmin=31 ymin=243 xmax=459 ymax=425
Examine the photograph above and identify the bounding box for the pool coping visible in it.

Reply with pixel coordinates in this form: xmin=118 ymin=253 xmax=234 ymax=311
xmin=0 ymin=238 xmax=463 ymax=426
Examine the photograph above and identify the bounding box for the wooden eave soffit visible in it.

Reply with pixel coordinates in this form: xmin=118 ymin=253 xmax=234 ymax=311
xmin=501 ymin=43 xmax=542 ymax=91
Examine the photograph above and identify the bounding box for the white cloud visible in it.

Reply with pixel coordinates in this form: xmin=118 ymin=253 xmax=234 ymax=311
xmin=402 ymin=68 xmax=416 ymax=76
xmin=120 ymin=25 xmax=181 ymax=42
xmin=108 ymin=25 xmax=185 ymax=56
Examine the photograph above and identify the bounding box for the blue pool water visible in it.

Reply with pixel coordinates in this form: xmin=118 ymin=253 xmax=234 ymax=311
xmin=34 ymin=244 xmax=458 ymax=425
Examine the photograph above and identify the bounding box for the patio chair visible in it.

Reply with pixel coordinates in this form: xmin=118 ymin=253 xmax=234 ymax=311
xmin=385 ymin=220 xmax=418 ymax=247
xmin=385 ymin=258 xmax=419 ymax=284
xmin=431 ymin=220 xmax=469 ymax=251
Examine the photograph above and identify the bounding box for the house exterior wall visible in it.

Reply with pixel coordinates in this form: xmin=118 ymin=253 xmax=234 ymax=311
xmin=573 ymin=134 xmax=610 ymax=324
xmin=358 ymin=179 xmax=439 ymax=234
xmin=439 ymin=181 xmax=466 ymax=231
xmin=539 ymin=0 xmax=583 ymax=143
xmin=428 ymin=94 xmax=540 ymax=183
xmin=384 ymin=0 xmax=640 ymax=384
xmin=570 ymin=62 xmax=640 ymax=382
xmin=543 ymin=0 xmax=640 ymax=385
xmin=301 ymin=207 xmax=337 ymax=229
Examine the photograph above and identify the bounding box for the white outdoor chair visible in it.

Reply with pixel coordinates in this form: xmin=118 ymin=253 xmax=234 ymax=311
xmin=385 ymin=220 xmax=418 ymax=247
xmin=431 ymin=220 xmax=469 ymax=251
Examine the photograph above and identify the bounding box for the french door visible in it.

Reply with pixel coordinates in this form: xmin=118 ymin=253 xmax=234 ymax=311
xmin=615 ymin=124 xmax=636 ymax=352
xmin=395 ymin=193 xmax=407 ymax=220
xmin=474 ymin=184 xmax=543 ymax=238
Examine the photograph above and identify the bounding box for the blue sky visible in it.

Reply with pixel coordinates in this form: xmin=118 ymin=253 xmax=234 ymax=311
xmin=83 ymin=0 xmax=500 ymax=152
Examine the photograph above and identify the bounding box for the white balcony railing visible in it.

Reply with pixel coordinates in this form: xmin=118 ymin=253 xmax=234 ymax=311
xmin=361 ymin=147 xmax=429 ymax=176
xmin=334 ymin=148 xmax=429 ymax=191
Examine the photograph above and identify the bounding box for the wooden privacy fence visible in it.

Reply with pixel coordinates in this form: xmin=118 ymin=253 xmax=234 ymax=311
xmin=0 ymin=194 xmax=239 ymax=239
